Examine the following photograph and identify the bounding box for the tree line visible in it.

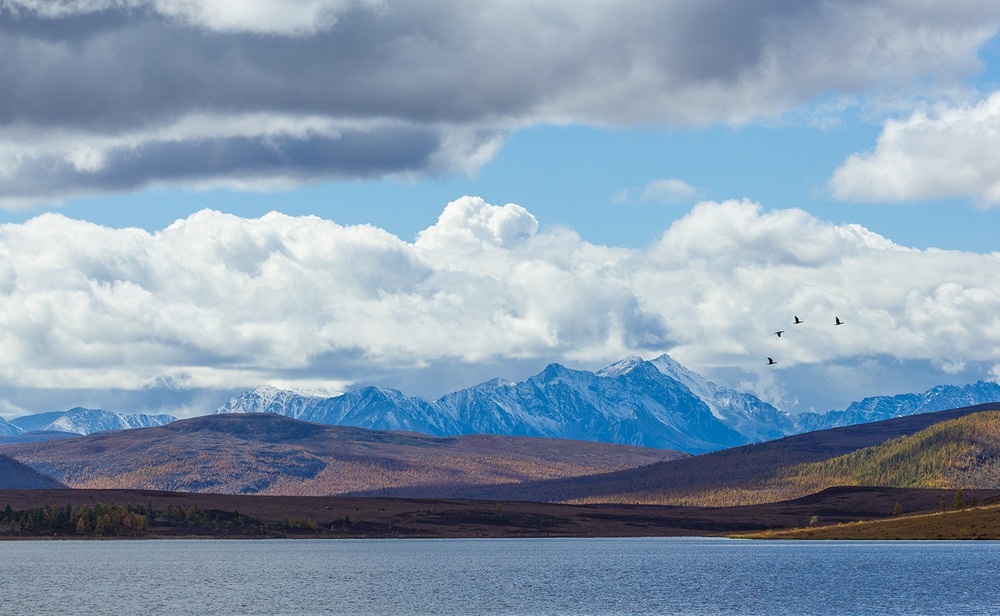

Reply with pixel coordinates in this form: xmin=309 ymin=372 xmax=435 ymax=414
xmin=1 ymin=503 xmax=149 ymax=537
xmin=0 ymin=501 xmax=324 ymax=537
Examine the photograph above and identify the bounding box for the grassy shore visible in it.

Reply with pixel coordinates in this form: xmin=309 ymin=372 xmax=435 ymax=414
xmin=735 ymin=503 xmax=1000 ymax=540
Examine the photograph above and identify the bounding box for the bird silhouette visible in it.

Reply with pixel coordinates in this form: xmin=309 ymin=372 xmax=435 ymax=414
xmin=794 ymin=316 xmax=803 ymax=324
xmin=774 ymin=330 xmax=784 ymax=338
xmin=835 ymin=316 xmax=844 ymax=325
xmin=767 ymin=357 xmax=777 ymax=365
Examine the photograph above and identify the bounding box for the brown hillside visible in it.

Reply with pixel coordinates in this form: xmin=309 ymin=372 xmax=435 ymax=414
xmin=0 ymin=413 xmax=686 ymax=495
xmin=352 ymin=403 xmax=1000 ymax=505
xmin=769 ymin=411 xmax=1000 ymax=492
xmin=0 ymin=455 xmax=65 ymax=489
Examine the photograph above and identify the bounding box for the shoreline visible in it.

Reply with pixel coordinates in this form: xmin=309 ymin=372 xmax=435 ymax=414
xmin=4 ymin=486 xmax=1000 ymax=540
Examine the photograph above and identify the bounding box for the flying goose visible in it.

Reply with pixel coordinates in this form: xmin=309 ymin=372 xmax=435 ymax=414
xmin=767 ymin=357 xmax=777 ymax=365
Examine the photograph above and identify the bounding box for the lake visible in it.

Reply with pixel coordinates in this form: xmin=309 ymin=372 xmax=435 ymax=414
xmin=1 ymin=537 xmax=997 ymax=615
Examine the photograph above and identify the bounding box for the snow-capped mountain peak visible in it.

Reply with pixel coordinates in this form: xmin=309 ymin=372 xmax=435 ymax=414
xmin=0 ymin=415 xmax=22 ymax=436
xmin=215 ymin=385 xmax=342 ymax=419
xmin=212 ymin=356 xmax=1000 ymax=454
xmin=595 ymin=355 xmax=646 ymax=378
xmin=10 ymin=408 xmax=176 ymax=436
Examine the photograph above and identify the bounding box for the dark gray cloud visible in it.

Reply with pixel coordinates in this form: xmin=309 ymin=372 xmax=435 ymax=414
xmin=0 ymin=126 xmax=450 ymax=199
xmin=1 ymin=0 xmax=998 ymax=205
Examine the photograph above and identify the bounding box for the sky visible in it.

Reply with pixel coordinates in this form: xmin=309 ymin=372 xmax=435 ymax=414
xmin=2 ymin=0 xmax=1000 ymax=419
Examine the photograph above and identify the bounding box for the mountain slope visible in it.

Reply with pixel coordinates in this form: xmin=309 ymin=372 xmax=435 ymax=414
xmin=300 ymin=387 xmax=461 ymax=435
xmin=434 ymin=361 xmax=747 ymax=453
xmin=775 ymin=411 xmax=1000 ymax=492
xmin=0 ymin=417 xmax=21 ymax=437
xmin=0 ymin=455 xmax=65 ymax=489
xmin=216 ymin=385 xmax=339 ymax=419
xmin=0 ymin=413 xmax=687 ymax=495
xmin=10 ymin=408 xmax=176 ymax=435
xmin=794 ymin=380 xmax=1000 ymax=432
xmin=645 ymin=355 xmax=795 ymax=441
xmin=357 ymin=402 xmax=1000 ymax=505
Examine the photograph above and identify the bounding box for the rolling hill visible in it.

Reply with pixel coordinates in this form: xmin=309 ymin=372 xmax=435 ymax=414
xmin=349 ymin=402 xmax=1000 ymax=505
xmin=0 ymin=455 xmax=65 ymax=489
xmin=769 ymin=411 xmax=1000 ymax=494
xmin=0 ymin=413 xmax=686 ymax=495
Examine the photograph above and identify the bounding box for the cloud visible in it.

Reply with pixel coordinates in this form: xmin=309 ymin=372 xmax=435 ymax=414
xmin=415 ymin=196 xmax=538 ymax=250
xmin=1 ymin=1 xmax=998 ymax=205
xmin=1 ymin=0 xmax=378 ymax=35
xmin=831 ymin=91 xmax=1000 ymax=205
xmin=615 ymin=179 xmax=698 ymax=205
xmin=0 ymin=196 xmax=998 ymax=414
xmin=642 ymin=179 xmax=698 ymax=204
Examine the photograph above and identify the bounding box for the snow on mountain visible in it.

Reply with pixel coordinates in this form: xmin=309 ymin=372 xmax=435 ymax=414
xmin=0 ymin=416 xmax=22 ymax=437
xmin=220 ymin=357 xmax=751 ymax=453
xmin=215 ymin=385 xmax=339 ymax=419
xmin=11 ymin=408 xmax=176 ymax=436
xmin=214 ymin=356 xmax=1000 ymax=454
xmin=218 ymin=384 xmax=459 ymax=435
xmin=644 ymin=354 xmax=796 ymax=441
xmin=434 ymin=360 xmax=748 ymax=452
xmin=299 ymin=386 xmax=462 ymax=435
xmin=793 ymin=380 xmax=1000 ymax=432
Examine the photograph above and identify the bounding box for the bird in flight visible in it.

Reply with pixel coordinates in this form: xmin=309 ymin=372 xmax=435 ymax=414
xmin=774 ymin=330 xmax=784 ymax=338
xmin=835 ymin=317 xmax=844 ymax=325
xmin=767 ymin=357 xmax=777 ymax=365
xmin=794 ymin=316 xmax=803 ymax=324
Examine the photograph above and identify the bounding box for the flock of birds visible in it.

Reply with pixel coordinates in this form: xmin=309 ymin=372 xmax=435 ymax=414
xmin=766 ymin=315 xmax=844 ymax=366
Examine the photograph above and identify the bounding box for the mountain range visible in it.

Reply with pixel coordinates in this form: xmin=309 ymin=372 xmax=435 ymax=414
xmin=4 ymin=408 xmax=176 ymax=438
xmin=5 ymin=401 xmax=1000 ymax=507
xmin=216 ymin=354 xmax=1000 ymax=453
xmin=2 ymin=353 xmax=998 ymax=454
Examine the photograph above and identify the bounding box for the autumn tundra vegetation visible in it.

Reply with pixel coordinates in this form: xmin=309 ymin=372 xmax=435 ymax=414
xmin=3 ymin=406 xmax=1000 ymax=539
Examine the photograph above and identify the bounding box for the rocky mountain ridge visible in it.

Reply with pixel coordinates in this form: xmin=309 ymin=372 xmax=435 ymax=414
xmin=216 ymin=354 xmax=1000 ymax=453
xmin=9 ymin=408 xmax=176 ymax=437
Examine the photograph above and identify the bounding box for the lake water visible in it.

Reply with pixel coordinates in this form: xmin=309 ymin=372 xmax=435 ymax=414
xmin=1 ymin=537 xmax=998 ymax=615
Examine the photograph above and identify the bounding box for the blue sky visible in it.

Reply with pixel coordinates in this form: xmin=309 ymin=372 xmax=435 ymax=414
xmin=20 ymin=116 xmax=1000 ymax=252
xmin=2 ymin=1 xmax=1000 ymax=418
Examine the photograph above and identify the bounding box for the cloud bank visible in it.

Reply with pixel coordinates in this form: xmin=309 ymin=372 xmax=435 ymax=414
xmin=1 ymin=0 xmax=998 ymax=205
xmin=0 ymin=196 xmax=998 ymax=412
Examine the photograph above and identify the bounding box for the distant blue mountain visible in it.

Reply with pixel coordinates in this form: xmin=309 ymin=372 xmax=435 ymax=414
xmin=793 ymin=380 xmax=1000 ymax=432
xmin=10 ymin=408 xmax=176 ymax=436
xmin=0 ymin=416 xmax=21 ymax=437
xmin=216 ymin=356 xmax=1000 ymax=454
xmin=218 ymin=354 xmax=785 ymax=453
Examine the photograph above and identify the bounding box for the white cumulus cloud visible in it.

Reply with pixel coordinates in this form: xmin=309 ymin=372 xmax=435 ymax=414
xmin=831 ymin=91 xmax=1000 ymax=205
xmin=0 ymin=196 xmax=998 ymax=414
